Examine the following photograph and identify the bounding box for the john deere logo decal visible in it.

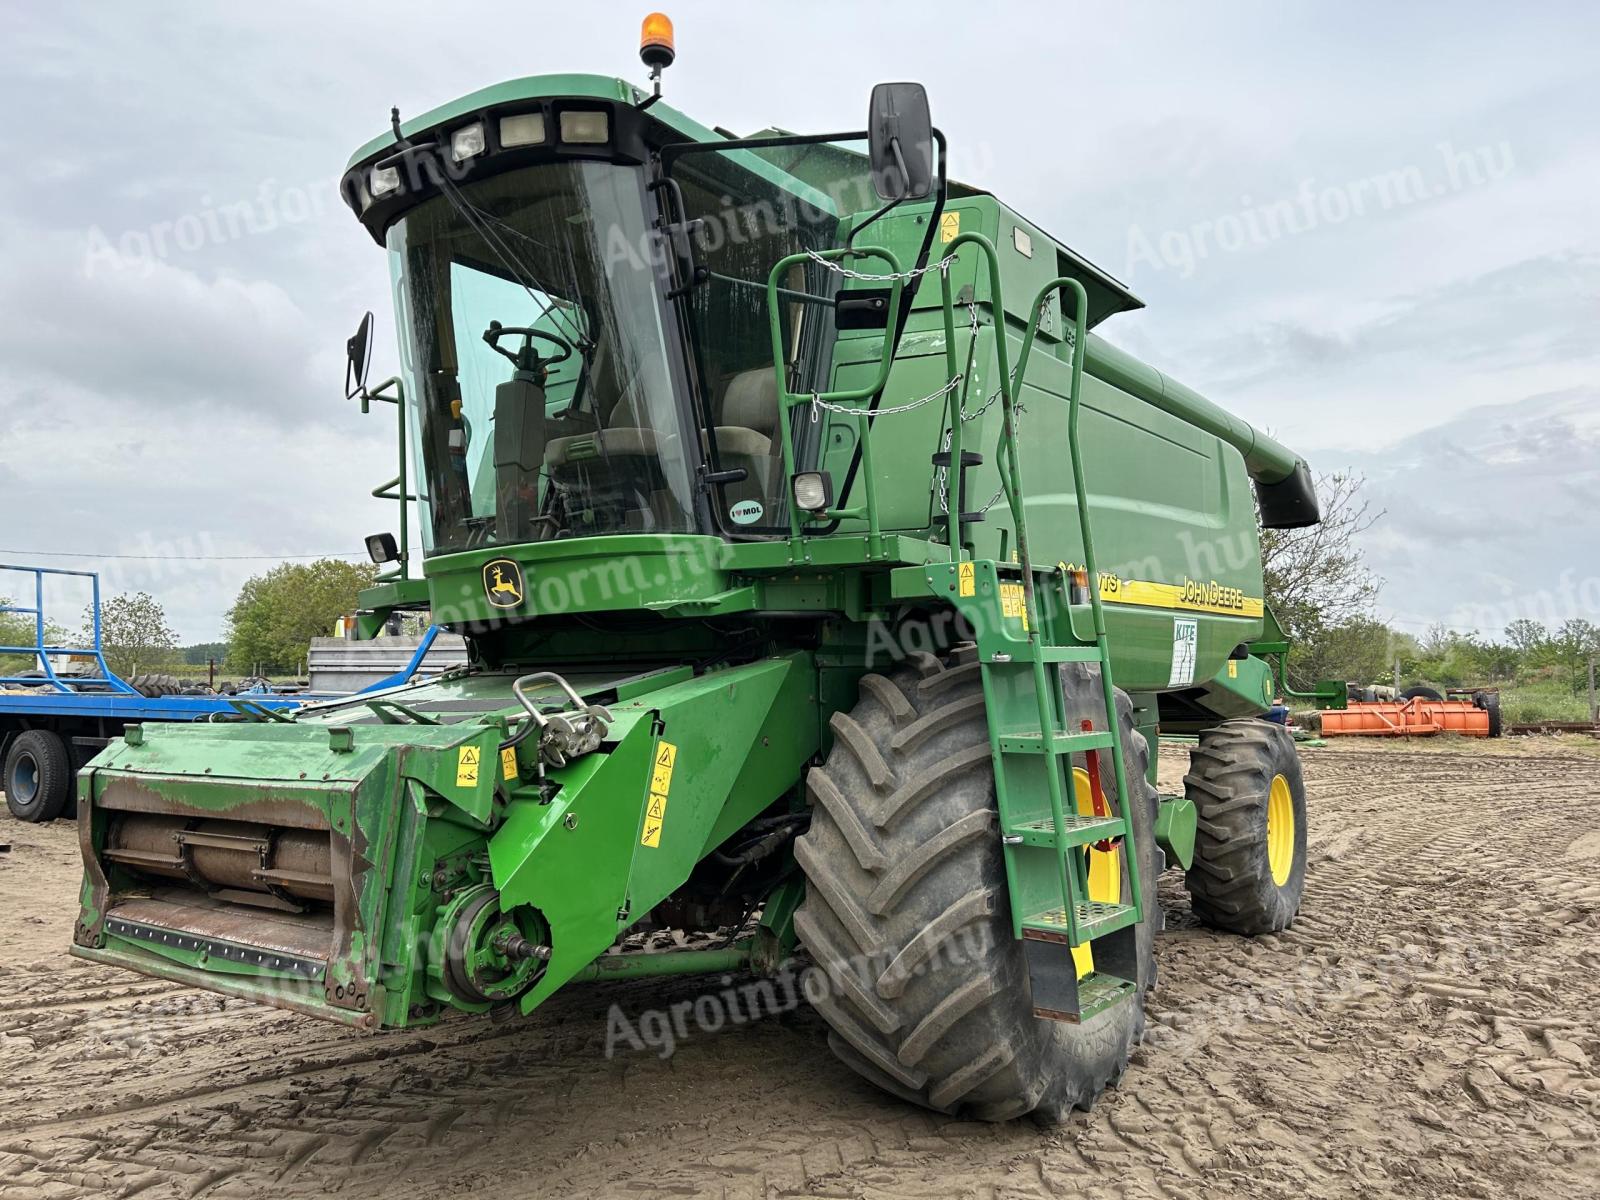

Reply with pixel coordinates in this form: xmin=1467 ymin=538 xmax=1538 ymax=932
xmin=483 ymin=559 xmax=525 ymax=609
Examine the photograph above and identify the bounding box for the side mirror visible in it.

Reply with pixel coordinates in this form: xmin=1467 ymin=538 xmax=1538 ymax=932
xmin=345 ymin=311 xmax=374 ymax=399
xmin=868 ymin=82 xmax=933 ymax=202
xmin=364 ymin=532 xmax=399 ymax=564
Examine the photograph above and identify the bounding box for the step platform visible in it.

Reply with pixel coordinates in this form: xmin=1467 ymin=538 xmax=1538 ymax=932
xmin=1022 ymin=919 xmax=1141 ymax=1023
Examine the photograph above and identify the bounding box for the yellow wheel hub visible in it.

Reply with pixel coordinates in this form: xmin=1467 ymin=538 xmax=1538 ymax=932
xmin=1267 ymin=773 xmax=1295 ymax=886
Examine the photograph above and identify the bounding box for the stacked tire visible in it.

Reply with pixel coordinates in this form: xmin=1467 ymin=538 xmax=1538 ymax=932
xmin=128 ymin=672 xmax=181 ymax=698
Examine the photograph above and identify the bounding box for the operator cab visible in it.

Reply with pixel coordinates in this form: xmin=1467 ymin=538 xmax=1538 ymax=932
xmin=380 ymin=157 xmax=696 ymax=552
xmin=341 ymin=71 xmax=944 ymax=558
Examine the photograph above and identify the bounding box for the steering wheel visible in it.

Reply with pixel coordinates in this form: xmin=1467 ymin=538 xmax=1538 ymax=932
xmin=483 ymin=320 xmax=573 ymax=367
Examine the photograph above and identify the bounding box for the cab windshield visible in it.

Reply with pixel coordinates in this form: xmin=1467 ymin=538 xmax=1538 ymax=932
xmin=388 ymin=161 xmax=695 ymax=554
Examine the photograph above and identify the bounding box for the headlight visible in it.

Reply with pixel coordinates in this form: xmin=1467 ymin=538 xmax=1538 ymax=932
xmin=370 ymin=166 xmax=401 ymax=197
xmin=499 ymin=112 xmax=546 ymax=148
xmin=450 ymin=122 xmax=487 ymax=162
xmin=559 ymin=111 xmax=609 ymax=145
xmin=792 ymin=472 xmax=833 ymax=512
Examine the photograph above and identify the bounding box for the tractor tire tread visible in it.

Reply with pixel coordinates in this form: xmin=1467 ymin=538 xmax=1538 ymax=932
xmin=1182 ymin=719 xmax=1307 ymax=935
xmin=795 ymin=654 xmax=1159 ymax=1123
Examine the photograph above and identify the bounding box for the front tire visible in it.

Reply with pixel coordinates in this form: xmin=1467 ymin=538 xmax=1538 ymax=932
xmin=4 ymin=730 xmax=72 ymax=823
xmin=1183 ymin=720 xmax=1307 ymax=934
xmin=794 ymin=652 xmax=1160 ymax=1123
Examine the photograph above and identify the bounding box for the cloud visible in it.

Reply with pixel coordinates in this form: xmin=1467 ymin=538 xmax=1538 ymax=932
xmin=1330 ymin=386 xmax=1600 ymax=636
xmin=0 ymin=1 xmax=1596 ymax=646
xmin=0 ymin=227 xmax=335 ymax=424
xmin=1175 ymin=252 xmax=1600 ymax=420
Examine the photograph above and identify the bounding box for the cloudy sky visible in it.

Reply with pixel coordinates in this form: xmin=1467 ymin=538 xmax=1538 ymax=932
xmin=1 ymin=2 xmax=1595 ymax=642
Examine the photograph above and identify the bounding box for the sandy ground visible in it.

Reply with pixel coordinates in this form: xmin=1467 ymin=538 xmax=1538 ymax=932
xmin=1 ymin=739 xmax=1597 ymax=1199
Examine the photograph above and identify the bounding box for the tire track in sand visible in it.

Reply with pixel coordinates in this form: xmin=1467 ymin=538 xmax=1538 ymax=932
xmin=0 ymin=742 xmax=1596 ymax=1198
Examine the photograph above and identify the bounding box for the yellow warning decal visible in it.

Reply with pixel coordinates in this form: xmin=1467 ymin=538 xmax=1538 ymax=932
xmin=939 ymin=210 xmax=961 ymax=242
xmin=1227 ymin=660 xmax=1238 ymax=678
xmin=641 ymin=740 xmax=678 ymax=848
xmin=456 ymin=745 xmax=481 ymax=787
xmin=643 ymin=791 xmax=667 ymax=847
xmin=999 ymin=582 xmax=1029 ymax=631
xmin=958 ymin=561 xmax=975 ymax=597
xmin=500 ymin=746 xmax=518 ymax=781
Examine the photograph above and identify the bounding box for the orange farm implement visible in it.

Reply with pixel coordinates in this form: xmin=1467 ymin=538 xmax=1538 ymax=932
xmin=1321 ymin=691 xmax=1501 ymax=738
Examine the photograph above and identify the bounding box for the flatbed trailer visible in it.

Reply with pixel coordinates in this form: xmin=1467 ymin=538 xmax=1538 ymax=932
xmin=0 ymin=564 xmax=441 ymax=822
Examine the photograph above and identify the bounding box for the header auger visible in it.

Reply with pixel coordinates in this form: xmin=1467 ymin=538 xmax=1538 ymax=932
xmin=71 ymin=30 xmax=1321 ymax=1122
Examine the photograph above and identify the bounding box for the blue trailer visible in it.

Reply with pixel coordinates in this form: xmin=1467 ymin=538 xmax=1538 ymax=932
xmin=0 ymin=565 xmax=440 ymax=823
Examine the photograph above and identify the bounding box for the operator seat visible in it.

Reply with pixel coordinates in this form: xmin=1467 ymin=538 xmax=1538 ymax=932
xmin=710 ymin=368 xmax=780 ymax=495
xmin=540 ymin=357 xmax=681 ymax=529
xmin=544 ymin=398 xmax=659 ymax=466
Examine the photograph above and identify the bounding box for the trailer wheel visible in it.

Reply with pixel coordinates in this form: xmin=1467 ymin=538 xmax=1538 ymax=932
xmin=1402 ymin=685 xmax=1443 ymax=702
xmin=4 ymin=730 xmax=72 ymax=823
xmin=1473 ymin=691 xmax=1503 ymax=738
xmin=1183 ymin=720 xmax=1307 ymax=934
xmin=795 ymin=653 xmax=1159 ymax=1124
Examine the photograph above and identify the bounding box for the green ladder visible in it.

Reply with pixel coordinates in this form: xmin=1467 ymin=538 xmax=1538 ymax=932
xmin=938 ymin=239 xmax=1145 ymax=1023
xmin=981 ymin=611 xmax=1143 ymax=1023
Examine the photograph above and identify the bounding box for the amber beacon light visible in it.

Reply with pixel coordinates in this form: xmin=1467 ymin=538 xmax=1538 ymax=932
xmin=640 ymin=13 xmax=676 ymax=71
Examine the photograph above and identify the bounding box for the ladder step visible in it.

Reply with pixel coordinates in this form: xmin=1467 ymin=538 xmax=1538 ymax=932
xmin=1022 ymin=939 xmax=1139 ymax=1023
xmin=1032 ymin=645 xmax=1105 ymax=663
xmin=1048 ymin=971 xmax=1139 ymax=1024
xmin=1021 ymin=900 xmax=1139 ymax=945
xmin=1005 ymin=813 xmax=1126 ymax=849
xmin=985 ymin=644 xmax=1103 ymax=665
xmin=997 ymin=730 xmax=1115 ymax=755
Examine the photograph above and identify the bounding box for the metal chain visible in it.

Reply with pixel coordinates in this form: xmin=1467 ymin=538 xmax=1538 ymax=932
xmin=809 ymin=372 xmax=963 ymax=422
xmin=934 ymin=401 xmax=1026 ymax=517
xmin=794 ymin=281 xmax=1047 ymax=524
xmin=934 ymin=297 xmax=1050 ymax=517
xmin=804 ymin=247 xmax=959 ymax=282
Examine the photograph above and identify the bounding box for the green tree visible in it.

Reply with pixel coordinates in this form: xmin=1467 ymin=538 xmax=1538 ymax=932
xmin=0 ymin=596 xmax=67 ymax=677
xmin=182 ymin=641 xmax=229 ymax=665
xmin=85 ymin=592 xmax=180 ymax=677
xmin=226 ymin=559 xmax=377 ymax=673
xmin=1259 ymin=472 xmax=1384 ymax=687
xmin=1551 ymin=618 xmax=1600 ymax=692
xmin=1504 ymin=619 xmax=1549 ymax=657
xmin=1287 ymin=617 xmax=1394 ymax=689
xmin=1410 ymin=628 xmax=1490 ymax=689
xmin=1471 ymin=641 xmax=1521 ymax=683
xmin=1418 ymin=623 xmax=1455 ymax=658
xmin=0 ymin=597 xmax=30 ymax=675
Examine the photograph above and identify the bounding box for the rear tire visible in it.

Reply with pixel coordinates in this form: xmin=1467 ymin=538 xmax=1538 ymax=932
xmin=4 ymin=730 xmax=72 ymax=823
xmin=1402 ymin=685 xmax=1443 ymax=702
xmin=1183 ymin=720 xmax=1307 ymax=934
xmin=795 ymin=652 xmax=1160 ymax=1123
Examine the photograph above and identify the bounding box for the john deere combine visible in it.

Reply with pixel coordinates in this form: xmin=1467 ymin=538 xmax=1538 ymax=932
xmin=71 ymin=21 xmax=1320 ymax=1121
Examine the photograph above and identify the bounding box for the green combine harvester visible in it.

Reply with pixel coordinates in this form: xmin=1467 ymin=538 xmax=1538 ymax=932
xmin=71 ymin=24 xmax=1321 ymax=1121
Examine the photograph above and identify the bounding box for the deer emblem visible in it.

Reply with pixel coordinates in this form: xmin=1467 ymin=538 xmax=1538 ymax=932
xmin=483 ymin=560 xmax=525 ymax=608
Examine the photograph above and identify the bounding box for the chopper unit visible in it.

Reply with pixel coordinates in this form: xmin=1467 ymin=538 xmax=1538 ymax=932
xmin=70 ymin=16 xmax=1324 ymax=1121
